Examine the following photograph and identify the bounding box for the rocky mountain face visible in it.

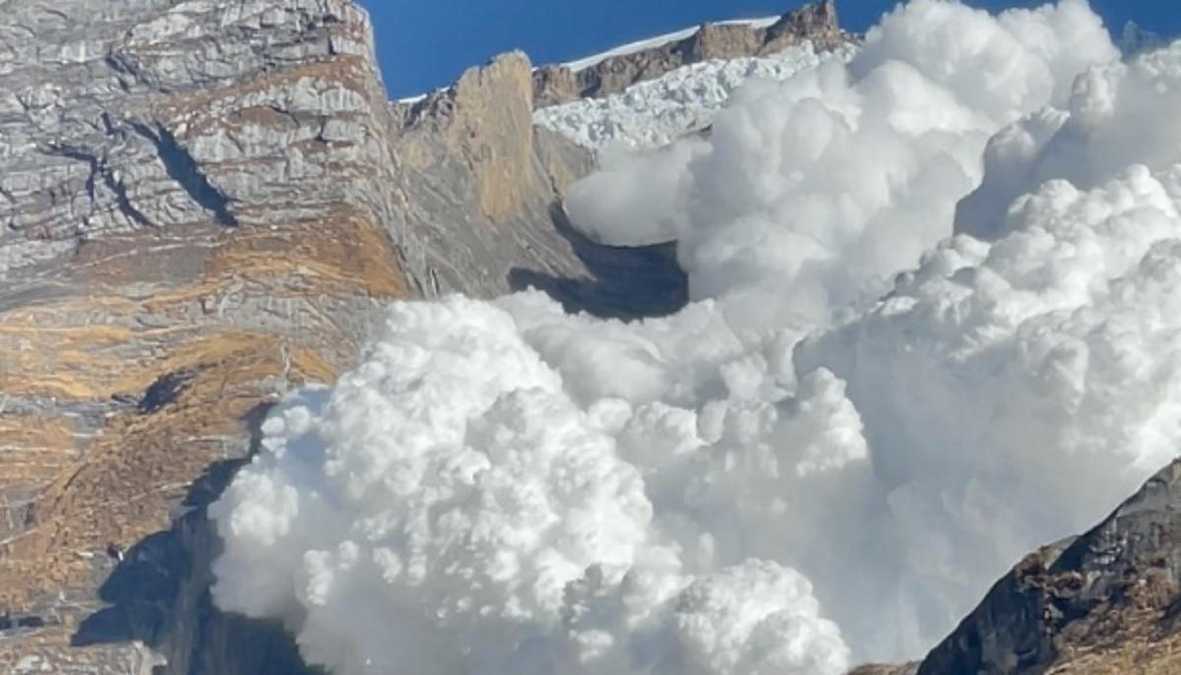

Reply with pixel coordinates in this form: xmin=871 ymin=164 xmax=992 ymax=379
xmin=0 ymin=1 xmax=411 ymax=672
xmin=531 ymin=0 xmax=849 ymax=107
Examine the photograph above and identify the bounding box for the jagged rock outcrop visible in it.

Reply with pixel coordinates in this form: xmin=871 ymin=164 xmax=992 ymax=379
xmin=390 ymin=52 xmax=592 ymax=289
xmin=23 ymin=1 xmax=1180 ymax=674
xmin=532 ymin=0 xmax=850 ymax=107
xmin=917 ymin=458 xmax=1181 ymax=674
xmin=0 ymin=1 xmax=410 ymax=672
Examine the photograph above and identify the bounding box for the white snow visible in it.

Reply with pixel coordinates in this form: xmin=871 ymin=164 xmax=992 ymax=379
xmin=534 ymin=42 xmax=857 ymax=151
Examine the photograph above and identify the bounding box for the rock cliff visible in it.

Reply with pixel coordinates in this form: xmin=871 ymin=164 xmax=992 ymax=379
xmin=385 ymin=51 xmax=689 ymax=317
xmin=916 ymin=458 xmax=1181 ymax=674
xmin=0 ymin=0 xmax=686 ymax=671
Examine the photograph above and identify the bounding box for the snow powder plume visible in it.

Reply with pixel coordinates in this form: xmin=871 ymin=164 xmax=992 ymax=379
xmin=565 ymin=0 xmax=1118 ymax=331
xmin=207 ymin=0 xmax=1181 ymax=672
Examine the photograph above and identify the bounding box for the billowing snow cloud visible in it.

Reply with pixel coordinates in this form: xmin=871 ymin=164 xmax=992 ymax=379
xmin=566 ymin=0 xmax=1117 ymax=331
xmin=209 ymin=0 xmax=1181 ymax=672
xmin=211 ymin=296 xmax=851 ymax=674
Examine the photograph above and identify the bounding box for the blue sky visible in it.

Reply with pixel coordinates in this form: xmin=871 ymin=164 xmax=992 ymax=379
xmin=363 ymin=0 xmax=1178 ymax=99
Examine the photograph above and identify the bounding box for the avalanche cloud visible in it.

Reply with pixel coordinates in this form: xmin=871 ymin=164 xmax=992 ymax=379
xmin=209 ymin=0 xmax=1181 ymax=671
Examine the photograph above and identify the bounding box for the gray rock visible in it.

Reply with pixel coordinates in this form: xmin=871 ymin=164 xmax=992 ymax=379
xmin=0 ymin=0 xmax=410 ymax=281
xmin=0 ymin=1 xmax=407 ymax=672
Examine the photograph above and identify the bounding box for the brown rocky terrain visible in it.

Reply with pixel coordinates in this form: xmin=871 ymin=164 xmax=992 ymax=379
xmin=0 ymin=1 xmax=414 ymax=671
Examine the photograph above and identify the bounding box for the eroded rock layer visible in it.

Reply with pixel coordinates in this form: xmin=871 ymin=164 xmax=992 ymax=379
xmin=0 ymin=0 xmax=679 ymax=670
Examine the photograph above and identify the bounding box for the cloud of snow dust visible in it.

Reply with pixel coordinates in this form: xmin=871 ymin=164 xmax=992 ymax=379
xmin=208 ymin=1 xmax=1181 ymax=672
xmin=566 ymin=0 xmax=1118 ymax=331
xmin=532 ymin=42 xmax=855 ymax=152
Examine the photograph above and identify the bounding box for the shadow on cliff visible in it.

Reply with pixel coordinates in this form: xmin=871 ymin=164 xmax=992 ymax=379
xmin=72 ymin=402 xmax=321 ymax=675
xmin=509 ymin=203 xmax=688 ymax=320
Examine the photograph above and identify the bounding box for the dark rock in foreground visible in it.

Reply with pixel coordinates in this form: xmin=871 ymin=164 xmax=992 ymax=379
xmin=917 ymin=458 xmax=1181 ymax=674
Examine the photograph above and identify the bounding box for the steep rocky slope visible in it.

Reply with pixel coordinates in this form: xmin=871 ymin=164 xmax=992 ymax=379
xmin=0 ymin=0 xmax=610 ymax=671
xmin=916 ymin=458 xmax=1181 ymax=674
xmin=0 ymin=1 xmax=411 ymax=672
xmin=387 ymin=53 xmax=687 ymax=318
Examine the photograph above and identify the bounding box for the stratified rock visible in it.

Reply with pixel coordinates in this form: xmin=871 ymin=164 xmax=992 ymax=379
xmin=0 ymin=1 xmax=410 ymax=672
xmin=532 ymin=0 xmax=851 ymax=107
xmin=918 ymin=458 xmax=1181 ymax=675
